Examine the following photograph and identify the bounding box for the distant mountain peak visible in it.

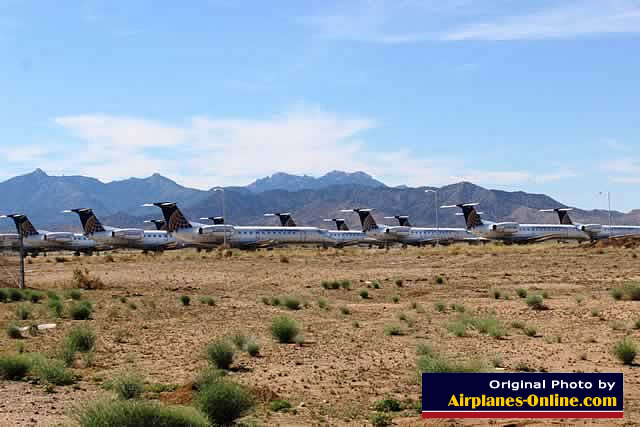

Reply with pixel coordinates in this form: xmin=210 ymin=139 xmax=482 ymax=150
xmin=30 ymin=168 xmax=48 ymax=177
xmin=247 ymin=170 xmax=386 ymax=193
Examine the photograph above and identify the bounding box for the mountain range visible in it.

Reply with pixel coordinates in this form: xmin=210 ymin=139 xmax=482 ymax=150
xmin=1 ymin=169 xmax=639 ymax=232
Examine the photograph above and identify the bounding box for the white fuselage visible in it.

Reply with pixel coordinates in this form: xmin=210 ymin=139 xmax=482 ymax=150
xmin=469 ymin=222 xmax=590 ymax=242
xmin=363 ymin=225 xmax=411 ymax=242
xmin=400 ymin=227 xmax=478 ymax=244
xmin=17 ymin=231 xmax=96 ymax=252
xmin=596 ymin=225 xmax=640 ymax=239
xmin=327 ymin=230 xmax=369 ymax=246
xmin=88 ymin=227 xmax=176 ymax=250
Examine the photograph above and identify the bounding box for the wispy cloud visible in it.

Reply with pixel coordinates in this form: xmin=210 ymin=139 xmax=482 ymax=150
xmin=305 ymin=0 xmax=640 ymax=42
xmin=0 ymin=108 xmax=552 ymax=190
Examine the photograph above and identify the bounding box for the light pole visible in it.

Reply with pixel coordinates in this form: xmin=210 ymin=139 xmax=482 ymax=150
xmin=213 ymin=188 xmax=226 ymax=247
xmin=425 ymin=189 xmax=439 ymax=246
xmin=599 ymin=191 xmax=612 ymax=237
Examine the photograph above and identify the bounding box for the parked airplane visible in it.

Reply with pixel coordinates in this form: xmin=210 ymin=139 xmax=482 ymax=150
xmin=442 ymin=203 xmax=590 ymax=243
xmin=541 ymin=208 xmax=640 ymax=240
xmin=384 ymin=215 xmax=479 ymax=245
xmin=145 ymin=202 xmax=335 ymax=248
xmin=264 ymin=213 xmax=296 ymax=227
xmin=65 ymin=208 xmax=175 ymax=251
xmin=0 ymin=214 xmax=95 ymax=255
xmin=340 ymin=208 xmax=410 ymax=243
xmin=0 ymin=233 xmax=19 ymax=250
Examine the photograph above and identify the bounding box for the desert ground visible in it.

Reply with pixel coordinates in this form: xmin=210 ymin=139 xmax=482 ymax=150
xmin=0 ymin=242 xmax=639 ymax=426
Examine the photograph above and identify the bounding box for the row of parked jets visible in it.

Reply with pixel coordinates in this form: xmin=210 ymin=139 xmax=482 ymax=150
xmin=1 ymin=202 xmax=639 ymax=256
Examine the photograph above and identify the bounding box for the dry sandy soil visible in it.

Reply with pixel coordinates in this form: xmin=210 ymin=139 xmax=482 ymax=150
xmin=0 ymin=243 xmax=639 ymax=426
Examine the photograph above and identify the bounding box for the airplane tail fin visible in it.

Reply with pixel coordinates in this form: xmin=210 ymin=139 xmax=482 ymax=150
xmin=324 ymin=218 xmax=349 ymax=231
xmin=145 ymin=202 xmax=192 ymax=232
xmin=540 ymin=208 xmax=573 ymax=225
xmin=385 ymin=215 xmax=411 ymax=227
xmin=442 ymin=203 xmax=483 ymax=229
xmin=67 ymin=208 xmax=106 ymax=234
xmin=4 ymin=214 xmax=39 ymax=237
xmin=341 ymin=209 xmax=377 ymax=232
xmin=145 ymin=219 xmax=167 ymax=230
xmin=265 ymin=213 xmax=296 ymax=227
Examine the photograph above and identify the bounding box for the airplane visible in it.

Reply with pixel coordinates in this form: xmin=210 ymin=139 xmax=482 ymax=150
xmin=384 ymin=215 xmax=480 ymax=246
xmin=145 ymin=202 xmax=336 ymax=248
xmin=64 ymin=208 xmax=176 ymax=251
xmin=321 ymin=218 xmax=370 ymax=247
xmin=0 ymin=214 xmax=95 ymax=255
xmin=340 ymin=208 xmax=410 ymax=243
xmin=0 ymin=232 xmax=19 ymax=251
xmin=264 ymin=213 xmax=296 ymax=227
xmin=541 ymin=208 xmax=640 ymax=240
xmin=145 ymin=219 xmax=167 ymax=230
xmin=441 ymin=203 xmax=590 ymax=243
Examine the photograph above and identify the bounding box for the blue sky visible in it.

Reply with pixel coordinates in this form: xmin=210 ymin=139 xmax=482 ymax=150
xmin=1 ymin=0 xmax=639 ymax=211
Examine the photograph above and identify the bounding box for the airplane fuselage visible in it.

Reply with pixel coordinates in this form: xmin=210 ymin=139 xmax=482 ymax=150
xmin=469 ymin=222 xmax=590 ymax=242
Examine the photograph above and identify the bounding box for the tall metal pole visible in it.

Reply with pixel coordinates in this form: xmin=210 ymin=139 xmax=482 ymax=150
xmin=18 ymin=233 xmax=25 ymax=289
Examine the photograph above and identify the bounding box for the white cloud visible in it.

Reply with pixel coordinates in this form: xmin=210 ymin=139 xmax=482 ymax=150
xmin=443 ymin=0 xmax=640 ymax=40
xmin=305 ymin=0 xmax=640 ymax=42
xmin=0 ymin=108 xmax=552 ymax=190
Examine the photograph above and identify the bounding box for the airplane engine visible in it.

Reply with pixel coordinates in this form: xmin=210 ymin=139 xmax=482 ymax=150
xmin=580 ymin=224 xmax=602 ymax=234
xmin=112 ymin=229 xmax=144 ymax=240
xmin=491 ymin=222 xmax=519 ymax=234
xmin=45 ymin=232 xmax=74 ymax=242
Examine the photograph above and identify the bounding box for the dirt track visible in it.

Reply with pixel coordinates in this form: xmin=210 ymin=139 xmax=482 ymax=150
xmin=0 ymin=243 xmax=639 ymax=426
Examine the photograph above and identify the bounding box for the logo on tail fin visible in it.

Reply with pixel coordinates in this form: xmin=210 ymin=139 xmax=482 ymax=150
xmin=459 ymin=204 xmax=483 ymax=229
xmin=325 ymin=218 xmax=349 ymax=231
xmin=266 ymin=213 xmax=296 ymax=227
xmin=356 ymin=209 xmax=377 ymax=232
xmin=557 ymin=210 xmax=573 ymax=225
xmin=152 ymin=203 xmax=192 ymax=232
xmin=148 ymin=220 xmax=166 ymax=230
xmin=7 ymin=214 xmax=39 ymax=237
xmin=71 ymin=208 xmax=106 ymax=234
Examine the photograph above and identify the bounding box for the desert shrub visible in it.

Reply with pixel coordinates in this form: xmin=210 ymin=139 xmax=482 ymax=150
xmin=372 ymin=281 xmax=381 ymax=289
xmin=475 ymin=315 xmax=506 ymax=338
xmin=73 ymin=400 xmax=209 ymax=427
xmin=128 ymin=302 xmax=137 ymax=310
xmin=205 ymin=340 xmax=234 ymax=370
xmin=112 ymin=373 xmax=145 ymax=400
xmin=370 ymin=412 xmax=393 ymax=427
xmin=270 ymin=399 xmax=292 ymax=412
xmin=634 ymin=319 xmax=640 ymax=330
xmin=434 ymin=302 xmax=446 ymax=312
xmin=66 ymin=325 xmax=96 ymax=353
xmin=392 ymin=296 xmax=399 ymax=304
xmin=29 ymin=291 xmax=44 ymax=303
xmin=7 ymin=322 xmax=22 ymax=339
xmin=32 ymin=357 xmax=74 ymax=385
xmin=591 ymin=308 xmax=601 ymax=317
xmin=511 ymin=320 xmax=525 ymax=329
xmin=397 ymin=312 xmax=407 ymax=321
xmin=246 ymin=342 xmax=260 ymax=357
xmin=417 ymin=351 xmax=484 ymax=373
xmin=194 ymin=367 xmax=227 ymax=391
xmin=490 ymin=289 xmax=501 ymax=299
xmin=261 ymin=296 xmax=270 ymax=305
xmin=339 ymin=305 xmax=351 ymax=315
xmin=0 ymin=353 xmax=32 ymax=380
xmin=270 ymin=297 xmax=281 ymax=306
xmin=524 ymin=327 xmax=537 ymax=337
xmin=15 ymin=304 xmax=31 ymax=320
xmin=322 ymin=280 xmax=340 ymax=290
xmin=317 ymin=297 xmax=328 ymax=309
xmin=451 ymin=303 xmax=466 ymax=313
xmin=516 ymin=288 xmax=528 ymax=298
xmin=373 ymin=398 xmax=402 ymax=412
xmin=279 ymin=255 xmax=289 ymax=263
xmin=526 ymin=294 xmax=546 ymax=310
xmin=630 ymin=284 xmax=640 ymax=301
xmin=613 ymin=337 xmax=637 ymax=365
xmin=196 ymin=380 xmax=254 ymax=426
xmin=416 ymin=342 xmax=434 ymax=357
xmin=395 ymin=279 xmax=404 ymax=287
xmin=69 ymin=301 xmax=92 ymax=320
xmin=180 ymin=295 xmax=190 ymax=306
xmin=340 ymin=279 xmax=352 ymax=290
xmin=384 ymin=324 xmax=404 ymax=336
xmin=72 ymin=268 xmax=104 ymax=290
xmin=283 ymin=296 xmax=301 ymax=310
xmin=447 ymin=320 xmax=468 ymax=337
xmin=434 ymin=276 xmax=445 ymax=284
xmin=359 ymin=289 xmax=369 ymax=299
xmin=8 ymin=288 xmax=24 ymax=302
xmin=575 ymin=295 xmax=584 ymax=304
xmin=199 ymin=296 xmax=215 ymax=306
xmin=0 ymin=288 xmax=8 ymax=302
xmin=47 ymin=290 xmax=60 ymax=300
xmin=48 ymin=298 xmax=64 ymax=317
xmin=270 ymin=316 xmax=300 ymax=343
xmin=610 ymin=288 xmax=624 ymax=301
xmin=229 ymin=332 xmax=248 ymax=350
xmin=541 ymin=291 xmax=550 ymax=299
xmin=66 ymin=289 xmax=83 ymax=300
